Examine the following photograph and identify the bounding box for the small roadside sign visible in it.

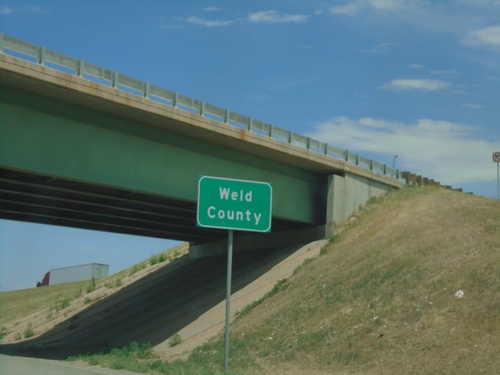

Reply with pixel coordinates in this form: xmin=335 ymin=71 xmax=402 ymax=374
xmin=493 ymin=151 xmax=500 ymax=163
xmin=196 ymin=175 xmax=273 ymax=373
xmin=197 ymin=176 xmax=272 ymax=232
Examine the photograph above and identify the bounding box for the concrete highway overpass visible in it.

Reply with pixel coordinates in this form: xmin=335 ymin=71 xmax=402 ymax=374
xmin=0 ymin=34 xmax=403 ymax=253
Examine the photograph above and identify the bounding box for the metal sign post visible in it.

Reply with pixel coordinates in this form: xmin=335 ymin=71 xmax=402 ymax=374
xmin=197 ymin=176 xmax=272 ymax=373
xmin=223 ymin=229 xmax=233 ymax=373
xmin=493 ymin=152 xmax=500 ymax=200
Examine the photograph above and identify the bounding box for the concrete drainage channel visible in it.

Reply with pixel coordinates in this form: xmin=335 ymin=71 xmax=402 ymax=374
xmin=155 ymin=240 xmax=327 ymax=361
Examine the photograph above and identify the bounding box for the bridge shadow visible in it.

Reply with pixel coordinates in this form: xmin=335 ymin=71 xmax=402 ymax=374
xmin=0 ymin=243 xmax=306 ymax=360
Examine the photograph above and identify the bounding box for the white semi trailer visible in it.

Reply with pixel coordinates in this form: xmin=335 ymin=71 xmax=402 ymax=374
xmin=37 ymin=263 xmax=109 ymax=286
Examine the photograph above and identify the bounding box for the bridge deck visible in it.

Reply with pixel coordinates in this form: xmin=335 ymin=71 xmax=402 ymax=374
xmin=1 ymin=47 xmax=402 ymax=243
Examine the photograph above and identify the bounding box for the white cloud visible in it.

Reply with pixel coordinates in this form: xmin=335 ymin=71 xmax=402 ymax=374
xmin=462 ymin=103 xmax=484 ymax=109
xmin=248 ymin=10 xmax=309 ymax=24
xmin=368 ymin=0 xmax=417 ymax=11
xmin=0 ymin=5 xmax=14 ymax=14
xmin=330 ymin=0 xmax=424 ymax=15
xmin=25 ymin=5 xmax=44 ymax=13
xmin=380 ymin=79 xmax=450 ymax=91
xmin=454 ymin=0 xmax=500 ymax=6
xmin=185 ymin=16 xmax=233 ymax=27
xmin=358 ymin=42 xmax=395 ymax=53
xmin=203 ymin=6 xmax=220 ymax=12
xmin=462 ymin=25 xmax=500 ymax=48
xmin=307 ymin=116 xmax=496 ymax=185
xmin=0 ymin=5 xmax=46 ymax=14
xmin=430 ymin=69 xmax=461 ymax=77
xmin=330 ymin=4 xmax=361 ymax=15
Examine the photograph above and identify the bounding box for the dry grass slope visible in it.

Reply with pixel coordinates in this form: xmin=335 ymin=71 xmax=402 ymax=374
xmin=203 ymin=187 xmax=499 ymax=374
xmin=0 ymin=243 xmax=189 ymax=344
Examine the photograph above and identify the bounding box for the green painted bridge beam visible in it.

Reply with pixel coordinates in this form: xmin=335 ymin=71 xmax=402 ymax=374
xmin=0 ymin=86 xmax=327 ymax=230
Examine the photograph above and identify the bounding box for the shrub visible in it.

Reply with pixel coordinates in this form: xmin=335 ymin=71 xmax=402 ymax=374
xmin=23 ymin=324 xmax=35 ymax=339
xmin=169 ymin=333 xmax=182 ymax=347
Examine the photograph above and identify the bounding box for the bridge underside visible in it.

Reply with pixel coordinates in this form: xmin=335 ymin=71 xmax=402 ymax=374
xmin=0 ymin=167 xmax=310 ymax=243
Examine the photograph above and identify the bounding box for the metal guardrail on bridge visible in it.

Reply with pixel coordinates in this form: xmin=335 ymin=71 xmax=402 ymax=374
xmin=0 ymin=33 xmax=401 ymax=180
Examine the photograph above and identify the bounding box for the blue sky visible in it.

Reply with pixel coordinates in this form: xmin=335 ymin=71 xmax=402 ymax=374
xmin=1 ymin=0 xmax=499 ymax=291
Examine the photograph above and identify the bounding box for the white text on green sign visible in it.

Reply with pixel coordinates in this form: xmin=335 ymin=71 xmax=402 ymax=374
xmin=197 ymin=176 xmax=272 ymax=232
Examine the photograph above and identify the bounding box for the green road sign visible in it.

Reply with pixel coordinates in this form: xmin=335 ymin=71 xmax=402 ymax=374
xmin=197 ymin=176 xmax=272 ymax=232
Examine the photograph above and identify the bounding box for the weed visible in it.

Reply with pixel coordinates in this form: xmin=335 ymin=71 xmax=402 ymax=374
xmin=23 ymin=324 xmax=35 ymax=339
xmin=237 ymin=279 xmax=288 ymax=317
xmin=168 ymin=332 xmax=182 ymax=347
xmin=329 ymin=233 xmax=339 ymax=244
xmin=149 ymin=254 xmax=159 ymax=265
xmin=55 ymin=297 xmax=70 ymax=311
xmin=86 ymin=278 xmax=96 ymax=293
xmin=129 ymin=263 xmax=146 ymax=276
xmin=67 ymin=341 xmax=196 ymax=374
xmin=150 ymin=252 xmax=168 ymax=266
xmin=74 ymin=287 xmax=83 ymax=299
xmin=0 ymin=325 xmax=6 ymax=340
xmin=326 ymin=350 xmax=361 ymax=365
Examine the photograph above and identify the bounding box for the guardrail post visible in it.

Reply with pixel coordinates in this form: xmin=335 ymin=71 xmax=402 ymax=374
xmin=76 ymin=59 xmax=84 ymax=77
xmin=199 ymin=101 xmax=205 ymax=116
xmin=401 ymin=172 xmax=409 ymax=185
xmin=37 ymin=46 xmax=46 ymax=65
xmin=110 ymin=71 xmax=118 ymax=88
xmin=410 ymin=174 xmax=416 ymax=186
xmin=142 ymin=82 xmax=150 ymax=98
xmin=223 ymin=109 xmax=229 ymax=123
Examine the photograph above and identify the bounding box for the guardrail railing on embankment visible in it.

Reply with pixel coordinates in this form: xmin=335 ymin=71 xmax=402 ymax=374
xmin=1 ymin=33 xmax=462 ymax=192
xmin=401 ymin=172 xmax=466 ymax=193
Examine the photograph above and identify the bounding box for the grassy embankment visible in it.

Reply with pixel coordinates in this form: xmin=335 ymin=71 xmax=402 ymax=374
xmin=0 ymin=243 xmax=188 ymax=342
xmin=2 ymin=187 xmax=499 ymax=374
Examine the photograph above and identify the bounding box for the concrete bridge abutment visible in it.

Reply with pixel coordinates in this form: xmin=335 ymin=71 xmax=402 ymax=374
xmin=325 ymin=172 xmax=396 ymax=235
xmin=190 ymin=171 xmax=396 ymax=258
